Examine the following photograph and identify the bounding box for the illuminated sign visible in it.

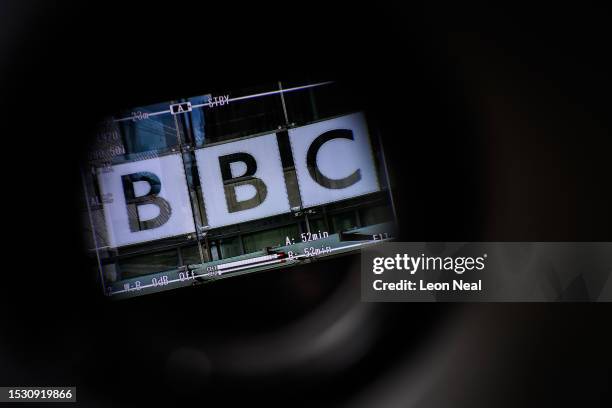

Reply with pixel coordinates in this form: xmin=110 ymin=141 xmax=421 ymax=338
xmin=97 ymin=154 xmax=196 ymax=247
xmin=195 ymin=133 xmax=291 ymax=228
xmin=289 ymin=112 xmax=379 ymax=207
xmin=96 ymin=112 xmax=380 ymax=247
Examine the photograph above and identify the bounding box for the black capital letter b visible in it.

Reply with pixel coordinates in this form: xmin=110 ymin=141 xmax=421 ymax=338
xmin=218 ymin=153 xmax=268 ymax=213
xmin=121 ymin=172 xmax=172 ymax=232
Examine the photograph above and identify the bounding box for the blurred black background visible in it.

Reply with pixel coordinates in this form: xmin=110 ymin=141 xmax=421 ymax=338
xmin=1 ymin=2 xmax=612 ymax=406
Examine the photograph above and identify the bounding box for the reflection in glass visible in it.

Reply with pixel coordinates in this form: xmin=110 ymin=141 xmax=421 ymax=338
xmin=359 ymin=205 xmax=392 ymax=226
xmin=242 ymin=225 xmax=299 ymax=254
xmin=118 ymin=102 xmax=178 ymax=154
xmin=330 ymin=211 xmax=357 ymax=233
xmin=181 ymin=244 xmax=204 ymax=266
xmin=118 ymin=249 xmax=179 ymax=279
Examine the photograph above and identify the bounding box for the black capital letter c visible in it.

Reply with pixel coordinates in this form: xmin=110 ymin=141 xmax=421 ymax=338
xmin=306 ymin=129 xmax=361 ymax=189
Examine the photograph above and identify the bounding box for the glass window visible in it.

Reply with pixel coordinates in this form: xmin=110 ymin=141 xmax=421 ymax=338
xmin=308 ymin=217 xmax=328 ymax=234
xmin=186 ymin=95 xmax=208 ymax=147
xmin=118 ymin=249 xmax=179 ymax=279
xmin=209 ymin=241 xmax=220 ymax=261
xmin=283 ymin=85 xmax=317 ymax=125
xmin=219 ymin=237 xmax=242 ymax=259
xmin=201 ymin=83 xmax=285 ymax=143
xmin=242 ymin=225 xmax=299 ymax=254
xmin=181 ymin=244 xmax=204 ymax=266
xmin=118 ymin=102 xmax=178 ymax=154
xmin=330 ymin=211 xmax=358 ymax=234
xmin=283 ymin=81 xmax=359 ymax=126
xmin=359 ymin=205 xmax=392 ymax=226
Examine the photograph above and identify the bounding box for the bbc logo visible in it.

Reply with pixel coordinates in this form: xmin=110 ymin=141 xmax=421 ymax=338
xmin=97 ymin=112 xmax=380 ymax=247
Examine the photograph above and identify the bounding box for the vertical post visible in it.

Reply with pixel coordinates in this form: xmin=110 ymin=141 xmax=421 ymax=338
xmin=278 ymin=81 xmax=290 ymax=125
xmin=376 ymin=129 xmax=398 ymax=224
xmin=174 ymin=110 xmax=207 ymax=265
xmin=81 ymin=167 xmax=107 ymax=295
xmin=304 ymin=212 xmax=311 ymax=234
xmin=197 ymin=233 xmax=206 ymax=264
xmin=309 ymin=88 xmax=319 ymax=121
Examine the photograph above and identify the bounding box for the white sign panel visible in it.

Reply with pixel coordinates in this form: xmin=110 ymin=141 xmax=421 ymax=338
xmin=288 ymin=112 xmax=380 ymax=208
xmin=195 ymin=133 xmax=291 ymax=228
xmin=97 ymin=154 xmax=195 ymax=247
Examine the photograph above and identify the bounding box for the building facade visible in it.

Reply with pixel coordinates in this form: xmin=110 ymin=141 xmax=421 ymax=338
xmin=81 ymin=81 xmax=396 ymax=297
